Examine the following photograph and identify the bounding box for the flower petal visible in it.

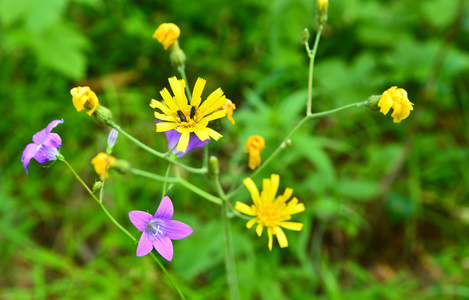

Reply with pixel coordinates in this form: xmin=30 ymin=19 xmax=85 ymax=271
xmin=45 ymin=119 xmax=64 ymax=134
xmin=155 ymin=196 xmax=174 ymax=221
xmin=150 ymin=99 xmax=173 ymax=116
xmin=243 ymin=177 xmax=260 ymax=205
xmin=160 ymin=88 xmax=179 ymax=113
xmin=129 ymin=210 xmax=153 ymax=232
xmin=255 ymin=224 xmax=264 ymax=237
xmin=42 ymin=133 xmax=62 ymax=148
xmin=278 ymin=221 xmax=304 ymax=231
xmin=136 ymin=233 xmax=153 ymax=257
xmin=246 ymin=218 xmax=257 ymax=229
xmin=34 ymin=145 xmax=59 ymax=163
xmin=267 ymin=227 xmax=273 ymax=251
xmin=179 ymin=134 xmax=209 ymax=157
xmin=191 ymin=78 xmax=206 ymax=108
xmin=163 ymin=220 xmax=193 ymax=240
xmin=156 ymin=122 xmax=178 ymax=132
xmin=235 ymin=201 xmax=257 ymax=216
xmin=153 ymin=235 xmax=173 ymax=261
xmin=176 ymin=131 xmax=190 ymax=153
xmin=21 ymin=143 xmax=40 ymax=174
xmin=274 ymin=226 xmax=288 ymax=248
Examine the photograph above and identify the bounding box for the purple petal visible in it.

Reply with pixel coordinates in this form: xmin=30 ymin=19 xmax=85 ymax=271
xmin=34 ymin=145 xmax=59 ymax=163
xmin=136 ymin=233 xmax=153 ymax=257
xmin=163 ymin=220 xmax=193 ymax=240
xmin=153 ymin=235 xmax=173 ymax=261
xmin=42 ymin=133 xmax=62 ymax=148
xmin=154 ymin=196 xmax=173 ymax=221
xmin=129 ymin=210 xmax=152 ymax=232
xmin=164 ymin=128 xmax=180 ymax=151
xmin=21 ymin=143 xmax=40 ymax=174
xmin=45 ymin=119 xmax=64 ymax=134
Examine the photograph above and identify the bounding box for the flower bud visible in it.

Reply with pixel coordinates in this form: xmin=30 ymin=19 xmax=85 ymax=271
xmin=153 ymin=23 xmax=180 ymax=50
xmin=317 ymin=0 xmax=329 ymax=24
xmin=113 ymin=159 xmax=131 ymax=174
xmin=301 ymin=28 xmax=310 ymax=45
xmin=71 ymin=86 xmax=99 ymax=116
xmin=106 ymin=129 xmax=119 ymax=154
xmin=93 ymin=105 xmax=113 ymax=126
xmin=169 ymin=40 xmax=186 ymax=67
xmin=93 ymin=181 xmax=103 ymax=192
xmin=209 ymin=156 xmax=219 ymax=178
xmin=377 ymin=86 xmax=414 ymax=123
xmin=366 ymin=95 xmax=381 ymax=111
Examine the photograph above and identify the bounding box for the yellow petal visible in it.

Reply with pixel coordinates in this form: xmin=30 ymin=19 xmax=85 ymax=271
xmin=235 ymin=201 xmax=257 ymax=216
xmin=255 ymin=224 xmax=264 ymax=237
xmin=176 ymin=131 xmax=190 ymax=152
xmin=169 ymin=77 xmax=186 ymax=110
xmin=378 ymin=92 xmax=393 ymax=115
xmin=246 ymin=218 xmax=257 ymax=229
xmin=160 ymin=88 xmax=179 ymax=113
xmin=150 ymin=99 xmax=173 ymax=116
xmin=193 ymin=128 xmax=210 ymax=141
xmin=191 ymin=77 xmax=206 ymax=108
xmin=274 ymin=226 xmax=288 ymax=248
xmin=198 ymin=88 xmax=225 ymax=114
xmin=267 ymin=227 xmax=273 ymax=251
xmin=200 ymin=109 xmax=226 ymax=123
xmin=243 ymin=177 xmax=260 ymax=203
xmin=203 ymin=127 xmax=223 ymax=141
xmin=282 ymin=188 xmax=293 ymax=201
xmin=156 ymin=122 xmax=178 ymax=132
xmin=278 ymin=221 xmax=304 ymax=231
xmin=154 ymin=112 xmax=175 ymax=121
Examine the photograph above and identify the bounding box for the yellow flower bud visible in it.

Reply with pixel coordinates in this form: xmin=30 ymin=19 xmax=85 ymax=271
xmin=70 ymin=86 xmax=99 ymax=116
xmin=220 ymin=99 xmax=236 ymax=125
xmin=245 ymin=135 xmax=265 ymax=170
xmin=91 ymin=152 xmax=116 ymax=179
xmin=153 ymin=23 xmax=181 ymax=50
xmin=378 ymin=86 xmax=414 ymax=123
xmin=317 ymin=0 xmax=329 ymax=24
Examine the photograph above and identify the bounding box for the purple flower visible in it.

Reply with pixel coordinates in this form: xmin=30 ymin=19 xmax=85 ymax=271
xmin=129 ymin=196 xmax=193 ymax=261
xmin=107 ymin=128 xmax=119 ymax=149
xmin=21 ymin=119 xmax=64 ymax=174
xmin=158 ymin=120 xmax=209 ymax=157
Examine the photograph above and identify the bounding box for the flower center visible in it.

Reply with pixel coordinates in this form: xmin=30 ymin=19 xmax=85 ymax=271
xmin=257 ymin=205 xmax=282 ymax=227
xmin=145 ymin=220 xmax=164 ymax=240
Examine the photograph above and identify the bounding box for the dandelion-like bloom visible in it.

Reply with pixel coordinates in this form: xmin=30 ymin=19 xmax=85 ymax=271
xmin=378 ymin=86 xmax=414 ymax=123
xmin=153 ymin=23 xmax=180 ymax=50
xmin=235 ymin=174 xmax=305 ymax=250
xmin=245 ymin=135 xmax=265 ymax=170
xmin=129 ymin=196 xmax=193 ymax=261
xmin=91 ymin=152 xmax=116 ymax=179
xmin=70 ymin=86 xmax=99 ymax=116
xmin=22 ymin=119 xmax=64 ymax=174
xmin=220 ymin=99 xmax=236 ymax=125
xmin=150 ymin=76 xmax=227 ymax=153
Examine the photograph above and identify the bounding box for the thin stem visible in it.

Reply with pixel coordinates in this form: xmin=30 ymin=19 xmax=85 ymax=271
xmin=307 ymin=23 xmax=323 ymax=115
xmin=227 ymin=100 xmax=367 ymax=199
xmin=63 ymin=160 xmax=186 ymax=300
xmin=177 ymin=65 xmax=192 ymax=100
xmin=110 ymin=121 xmax=207 ymax=174
xmin=162 ymin=164 xmax=172 ymax=199
xmin=150 ymin=253 xmax=187 ymax=300
xmin=99 ymin=154 xmax=111 ymax=203
xmin=213 ymin=177 xmax=240 ymax=300
xmin=130 ymin=168 xmax=222 ymax=205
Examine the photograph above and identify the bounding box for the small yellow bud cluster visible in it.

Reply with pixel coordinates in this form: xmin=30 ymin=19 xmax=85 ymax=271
xmin=245 ymin=135 xmax=265 ymax=170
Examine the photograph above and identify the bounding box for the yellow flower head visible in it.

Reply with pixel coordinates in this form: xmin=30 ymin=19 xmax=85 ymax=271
xmin=220 ymin=99 xmax=236 ymax=125
xmin=150 ymin=77 xmax=227 ymax=153
xmin=153 ymin=23 xmax=180 ymax=50
xmin=70 ymin=86 xmax=99 ymax=116
xmin=91 ymin=152 xmax=116 ymax=179
xmin=378 ymin=86 xmax=414 ymax=123
xmin=245 ymin=135 xmax=265 ymax=170
xmin=235 ymin=174 xmax=305 ymax=250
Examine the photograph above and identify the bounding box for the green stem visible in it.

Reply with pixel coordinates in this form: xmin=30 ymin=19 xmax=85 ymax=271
xmin=162 ymin=164 xmax=172 ymax=199
xmin=130 ymin=168 xmax=222 ymax=205
xmin=227 ymin=100 xmax=367 ymax=199
xmin=177 ymin=65 xmax=192 ymax=101
xmin=150 ymin=253 xmax=187 ymax=300
xmin=213 ymin=178 xmax=240 ymax=300
xmin=307 ymin=23 xmax=323 ymax=115
xmin=110 ymin=121 xmax=207 ymax=174
xmin=99 ymin=153 xmax=111 ymax=203
xmin=62 ymin=160 xmax=186 ymax=300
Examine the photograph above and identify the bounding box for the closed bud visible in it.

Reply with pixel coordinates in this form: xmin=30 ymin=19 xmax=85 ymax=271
xmin=93 ymin=105 xmax=113 ymax=126
xmin=301 ymin=28 xmax=310 ymax=45
xmin=209 ymin=156 xmax=219 ymax=178
xmin=169 ymin=40 xmax=186 ymax=67
xmin=317 ymin=0 xmax=329 ymax=25
xmin=93 ymin=181 xmax=103 ymax=192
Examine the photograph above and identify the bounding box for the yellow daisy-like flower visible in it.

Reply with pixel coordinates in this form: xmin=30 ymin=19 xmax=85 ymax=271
xmin=91 ymin=152 xmax=116 ymax=179
xmin=70 ymin=86 xmax=99 ymax=116
xmin=378 ymin=86 xmax=414 ymax=123
xmin=235 ymin=174 xmax=305 ymax=250
xmin=153 ymin=23 xmax=180 ymax=50
xmin=220 ymin=99 xmax=236 ymax=125
xmin=245 ymin=135 xmax=265 ymax=170
xmin=150 ymin=77 xmax=227 ymax=153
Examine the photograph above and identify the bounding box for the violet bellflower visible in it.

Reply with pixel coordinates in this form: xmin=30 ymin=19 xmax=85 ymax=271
xmin=129 ymin=196 xmax=193 ymax=261
xmin=165 ymin=126 xmax=210 ymax=157
xmin=21 ymin=119 xmax=64 ymax=174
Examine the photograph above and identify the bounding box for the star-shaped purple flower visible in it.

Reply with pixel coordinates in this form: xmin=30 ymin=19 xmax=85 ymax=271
xmin=158 ymin=121 xmax=209 ymax=157
xmin=129 ymin=196 xmax=193 ymax=261
xmin=21 ymin=119 xmax=64 ymax=174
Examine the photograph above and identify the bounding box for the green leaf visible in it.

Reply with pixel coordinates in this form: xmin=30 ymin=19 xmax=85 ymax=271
xmin=337 ymin=178 xmax=380 ymax=201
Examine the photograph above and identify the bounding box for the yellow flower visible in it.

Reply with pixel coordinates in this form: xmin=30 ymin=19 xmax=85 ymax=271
xmin=150 ymin=77 xmax=227 ymax=153
xmin=245 ymin=135 xmax=265 ymax=170
xmin=91 ymin=152 xmax=116 ymax=179
xmin=219 ymin=99 xmax=236 ymax=124
xmin=70 ymin=86 xmax=99 ymax=116
xmin=153 ymin=23 xmax=180 ymax=50
xmin=317 ymin=0 xmax=328 ymax=10
xmin=378 ymin=86 xmax=414 ymax=123
xmin=235 ymin=174 xmax=305 ymax=250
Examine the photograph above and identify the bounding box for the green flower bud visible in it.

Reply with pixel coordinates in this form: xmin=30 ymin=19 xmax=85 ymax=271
xmin=209 ymin=156 xmax=219 ymax=178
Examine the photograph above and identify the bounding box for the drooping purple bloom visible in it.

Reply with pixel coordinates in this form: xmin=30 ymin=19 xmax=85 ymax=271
xmin=129 ymin=196 xmax=193 ymax=261
xmin=107 ymin=128 xmax=119 ymax=149
xmin=157 ymin=120 xmax=209 ymax=157
xmin=21 ymin=119 xmax=64 ymax=174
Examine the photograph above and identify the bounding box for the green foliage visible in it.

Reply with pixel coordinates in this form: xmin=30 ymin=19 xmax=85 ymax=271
xmin=1 ymin=0 xmax=469 ymax=299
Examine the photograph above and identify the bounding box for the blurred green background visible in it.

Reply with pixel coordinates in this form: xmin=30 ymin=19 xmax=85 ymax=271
xmin=1 ymin=0 xmax=469 ymax=299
